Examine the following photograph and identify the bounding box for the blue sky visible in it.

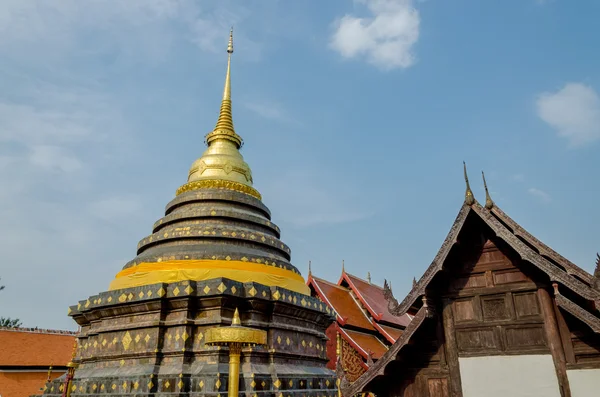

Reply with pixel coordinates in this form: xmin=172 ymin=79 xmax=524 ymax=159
xmin=0 ymin=0 xmax=599 ymax=330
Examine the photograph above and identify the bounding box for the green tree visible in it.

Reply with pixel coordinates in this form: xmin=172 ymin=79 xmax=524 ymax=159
xmin=0 ymin=317 xmax=22 ymax=327
xmin=0 ymin=277 xmax=22 ymax=328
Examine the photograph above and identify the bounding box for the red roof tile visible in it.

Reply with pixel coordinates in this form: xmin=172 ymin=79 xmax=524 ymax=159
xmin=0 ymin=328 xmax=76 ymax=367
xmin=343 ymin=273 xmax=412 ymax=327
xmin=339 ymin=328 xmax=388 ymax=359
xmin=309 ymin=276 xmax=375 ymax=331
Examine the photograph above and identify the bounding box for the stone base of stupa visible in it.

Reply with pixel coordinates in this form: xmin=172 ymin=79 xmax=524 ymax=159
xmin=42 ymin=278 xmax=336 ymax=397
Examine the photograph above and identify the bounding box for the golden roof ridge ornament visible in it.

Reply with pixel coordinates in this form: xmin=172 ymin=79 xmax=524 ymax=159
xmin=463 ymin=161 xmax=475 ymax=206
xmin=482 ymin=171 xmax=494 ymax=209
xmin=205 ymin=27 xmax=242 ymax=148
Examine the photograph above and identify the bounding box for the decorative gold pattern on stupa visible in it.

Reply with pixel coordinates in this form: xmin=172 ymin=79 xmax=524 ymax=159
xmin=177 ymin=28 xmax=256 ymax=198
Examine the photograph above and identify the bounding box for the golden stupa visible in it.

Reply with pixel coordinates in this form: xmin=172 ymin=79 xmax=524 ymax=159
xmin=109 ymin=29 xmax=308 ymax=295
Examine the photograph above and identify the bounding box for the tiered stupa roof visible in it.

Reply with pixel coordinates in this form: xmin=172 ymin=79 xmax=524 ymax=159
xmin=109 ymin=29 xmax=307 ymax=295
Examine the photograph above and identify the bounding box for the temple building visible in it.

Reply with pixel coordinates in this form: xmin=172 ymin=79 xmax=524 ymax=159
xmin=307 ymin=268 xmax=410 ymax=381
xmin=0 ymin=327 xmax=75 ymax=397
xmin=341 ymin=166 xmax=600 ymax=397
xmin=42 ymin=30 xmax=335 ymax=397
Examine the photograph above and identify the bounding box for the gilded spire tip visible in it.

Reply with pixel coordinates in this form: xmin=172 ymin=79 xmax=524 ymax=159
xmin=232 ymin=308 xmax=241 ymax=325
xmin=204 ymin=29 xmax=241 ymax=148
xmin=227 ymin=27 xmax=234 ymax=54
xmin=463 ymin=161 xmax=475 ymax=206
xmin=482 ymin=171 xmax=494 ymax=209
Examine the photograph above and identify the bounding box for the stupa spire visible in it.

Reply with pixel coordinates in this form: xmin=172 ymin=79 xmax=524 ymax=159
xmin=206 ymin=27 xmax=242 ymax=148
xmin=178 ymin=28 xmax=259 ymax=199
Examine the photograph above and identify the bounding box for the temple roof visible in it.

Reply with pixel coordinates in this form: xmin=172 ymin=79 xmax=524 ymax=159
xmin=372 ymin=322 xmax=404 ymax=344
xmin=338 ymin=327 xmax=388 ymax=360
xmin=309 ymin=275 xmax=375 ymax=330
xmin=341 ymin=272 xmax=411 ymax=328
xmin=342 ymin=172 xmax=600 ymax=397
xmin=0 ymin=327 xmax=75 ymax=367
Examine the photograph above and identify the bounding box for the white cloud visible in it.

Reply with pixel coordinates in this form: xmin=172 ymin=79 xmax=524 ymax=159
xmin=261 ymin=168 xmax=371 ymax=228
xmin=528 ymin=187 xmax=552 ymax=203
xmin=244 ymin=100 xmax=290 ymax=122
xmin=89 ymin=196 xmax=143 ymax=222
xmin=512 ymin=174 xmax=525 ymax=182
xmin=0 ymin=0 xmax=261 ymax=65
xmin=536 ymin=83 xmax=600 ymax=147
xmin=330 ymin=0 xmax=420 ymax=70
xmin=29 ymin=145 xmax=83 ymax=173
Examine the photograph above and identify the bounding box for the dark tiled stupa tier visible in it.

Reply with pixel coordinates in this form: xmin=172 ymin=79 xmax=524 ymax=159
xmin=110 ymin=187 xmax=306 ymax=294
xmin=41 ymin=30 xmax=336 ymax=397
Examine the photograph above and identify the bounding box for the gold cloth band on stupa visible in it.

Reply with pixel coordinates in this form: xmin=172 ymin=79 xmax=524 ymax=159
xmin=109 ymin=259 xmax=309 ymax=294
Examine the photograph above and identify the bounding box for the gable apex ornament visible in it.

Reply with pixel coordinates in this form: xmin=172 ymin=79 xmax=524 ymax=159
xmin=482 ymin=171 xmax=494 ymax=209
xmin=463 ymin=161 xmax=475 ymax=206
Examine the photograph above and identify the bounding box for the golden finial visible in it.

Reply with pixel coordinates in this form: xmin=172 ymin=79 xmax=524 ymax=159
xmin=205 ymin=28 xmax=242 ymax=148
xmin=66 ymin=338 xmax=78 ymax=368
xmin=367 ymin=272 xmax=371 ymax=284
xmin=463 ymin=161 xmax=475 ymax=205
xmin=232 ymin=308 xmax=241 ymax=326
xmin=482 ymin=171 xmax=494 ymax=209
xmin=342 ymin=260 xmax=345 ymax=273
xmin=46 ymin=364 xmax=53 ymax=383
xmin=227 ymin=27 xmax=234 ymax=54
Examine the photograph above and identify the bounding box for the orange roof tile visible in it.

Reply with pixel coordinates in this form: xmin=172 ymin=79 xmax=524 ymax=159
xmin=339 ymin=328 xmax=388 ymax=359
xmin=309 ymin=276 xmax=375 ymax=331
xmin=374 ymin=322 xmax=404 ymax=343
xmin=343 ymin=273 xmax=411 ymax=327
xmin=0 ymin=328 xmax=76 ymax=367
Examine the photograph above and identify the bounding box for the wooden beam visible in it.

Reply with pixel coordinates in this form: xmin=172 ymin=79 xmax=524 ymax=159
xmin=553 ymin=302 xmax=576 ymax=364
xmin=442 ymin=299 xmax=463 ymax=397
xmin=538 ymin=287 xmax=571 ymax=397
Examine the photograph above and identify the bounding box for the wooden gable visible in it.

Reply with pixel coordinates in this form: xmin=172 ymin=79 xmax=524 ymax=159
xmin=342 ymin=201 xmax=600 ymax=397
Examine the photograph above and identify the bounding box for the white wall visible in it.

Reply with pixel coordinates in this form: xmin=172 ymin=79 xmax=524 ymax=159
xmin=459 ymin=355 xmax=561 ymax=397
xmin=567 ymin=369 xmax=600 ymax=397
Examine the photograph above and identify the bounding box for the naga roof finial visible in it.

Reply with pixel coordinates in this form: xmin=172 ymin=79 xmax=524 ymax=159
xmin=463 ymin=161 xmax=475 ymax=206
xmin=482 ymin=171 xmax=494 ymax=209
xmin=342 ymin=259 xmax=345 ymax=273
xmin=308 ymin=260 xmax=312 ymax=276
xmin=367 ymin=272 xmax=371 ymax=284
